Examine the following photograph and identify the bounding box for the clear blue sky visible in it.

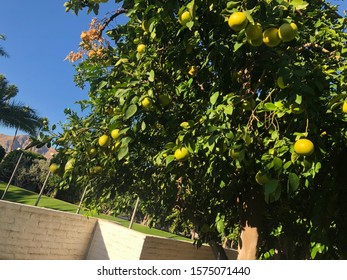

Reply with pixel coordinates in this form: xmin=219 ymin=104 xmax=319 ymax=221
xmin=0 ymin=0 xmax=127 ymax=136
xmin=0 ymin=1 xmax=346 ymax=136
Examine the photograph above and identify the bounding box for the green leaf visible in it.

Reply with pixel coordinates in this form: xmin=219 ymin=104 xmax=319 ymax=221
xmin=186 ymin=21 xmax=194 ymax=30
xmin=125 ymin=104 xmax=137 ymax=119
xmin=291 ymin=0 xmax=309 ymax=10
xmin=210 ymin=92 xmax=219 ymax=106
xmin=121 ymin=136 xmax=132 ymax=146
xmin=264 ymin=103 xmax=277 ymax=111
xmin=117 ymin=145 xmax=129 ymax=161
xmin=233 ymin=42 xmax=244 ymax=52
xmin=264 ymin=180 xmax=279 ymax=195
xmin=165 ymin=155 xmax=175 ymax=166
xmin=288 ymin=172 xmax=300 ymax=192
xmin=216 ymin=219 xmax=224 ymax=234
xmin=295 ymin=94 xmax=302 ymax=104
xmin=273 ymin=157 xmax=283 ymax=171
xmin=141 ymin=121 xmax=146 ymax=131
xmin=283 ymin=161 xmax=292 ymax=170
xmin=148 ymin=70 xmax=155 ymax=82
xmin=224 ymin=105 xmax=233 ymax=115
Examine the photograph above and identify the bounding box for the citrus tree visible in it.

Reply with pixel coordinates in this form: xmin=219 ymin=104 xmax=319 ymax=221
xmin=39 ymin=0 xmax=347 ymax=259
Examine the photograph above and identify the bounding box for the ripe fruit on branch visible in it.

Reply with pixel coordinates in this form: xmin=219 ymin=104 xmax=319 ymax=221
xmin=179 ymin=11 xmax=191 ymax=26
xmin=49 ymin=163 xmax=60 ymax=174
xmin=141 ymin=97 xmax=152 ymax=109
xmin=174 ymin=147 xmax=189 ymax=161
xmin=278 ymin=22 xmax=298 ymax=42
xmin=263 ymin=28 xmax=281 ymax=47
xmin=294 ymin=139 xmax=314 ymax=156
xmin=228 ymin=12 xmax=248 ymax=31
xmin=98 ymin=135 xmax=110 ymax=147
xmin=137 ymin=44 xmax=146 ymax=53
xmin=343 ymin=102 xmax=347 ymax=113
xmin=111 ymin=129 xmax=120 ymax=140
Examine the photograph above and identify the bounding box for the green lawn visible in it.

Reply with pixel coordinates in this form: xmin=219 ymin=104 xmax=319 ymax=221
xmin=0 ymin=182 xmax=190 ymax=241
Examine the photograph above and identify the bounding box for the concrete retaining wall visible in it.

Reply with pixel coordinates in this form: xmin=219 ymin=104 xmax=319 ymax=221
xmin=0 ymin=200 xmax=237 ymax=260
xmin=0 ymin=200 xmax=96 ymax=260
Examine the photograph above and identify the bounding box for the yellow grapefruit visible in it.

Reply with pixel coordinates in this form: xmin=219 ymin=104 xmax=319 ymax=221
xmin=49 ymin=163 xmax=60 ymax=174
xmin=174 ymin=147 xmax=189 ymax=161
xmin=98 ymin=135 xmax=110 ymax=147
xmin=137 ymin=44 xmax=146 ymax=53
xmin=228 ymin=12 xmax=248 ymax=31
xmin=141 ymin=97 xmax=152 ymax=109
xmin=179 ymin=11 xmax=191 ymax=26
xmin=343 ymin=102 xmax=347 ymax=113
xmin=294 ymin=139 xmax=314 ymax=156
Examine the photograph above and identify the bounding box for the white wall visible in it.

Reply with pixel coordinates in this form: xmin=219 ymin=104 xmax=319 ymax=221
xmin=0 ymin=200 xmax=238 ymax=260
xmin=0 ymin=200 xmax=96 ymax=260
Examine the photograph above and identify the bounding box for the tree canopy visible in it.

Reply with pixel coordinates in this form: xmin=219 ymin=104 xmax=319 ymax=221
xmin=0 ymin=75 xmax=43 ymax=135
xmin=41 ymin=0 xmax=347 ymax=259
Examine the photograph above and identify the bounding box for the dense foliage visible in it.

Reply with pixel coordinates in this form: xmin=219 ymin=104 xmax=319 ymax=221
xmin=39 ymin=0 xmax=347 ymax=259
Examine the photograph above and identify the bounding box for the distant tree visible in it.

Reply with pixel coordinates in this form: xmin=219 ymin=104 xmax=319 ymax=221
xmin=0 ymin=145 xmax=5 ymax=162
xmin=0 ymin=149 xmax=45 ymax=184
xmin=15 ymin=158 xmax=60 ymax=194
xmin=0 ymin=34 xmax=8 ymax=57
xmin=0 ymin=75 xmax=43 ymax=136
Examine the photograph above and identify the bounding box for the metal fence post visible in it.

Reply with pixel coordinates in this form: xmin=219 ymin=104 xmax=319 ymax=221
xmin=35 ymin=171 xmax=51 ymax=206
xmin=76 ymin=183 xmax=89 ymax=214
xmin=129 ymin=196 xmax=140 ymax=229
xmin=1 ymin=150 xmax=24 ymax=200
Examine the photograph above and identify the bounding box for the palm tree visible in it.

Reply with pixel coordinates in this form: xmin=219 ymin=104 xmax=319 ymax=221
xmin=0 ymin=34 xmax=8 ymax=57
xmin=0 ymin=75 xmax=43 ymax=150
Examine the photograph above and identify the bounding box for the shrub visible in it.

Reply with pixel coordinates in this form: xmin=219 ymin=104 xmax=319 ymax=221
xmin=0 ymin=149 xmax=45 ymax=184
xmin=15 ymin=158 xmax=60 ymax=194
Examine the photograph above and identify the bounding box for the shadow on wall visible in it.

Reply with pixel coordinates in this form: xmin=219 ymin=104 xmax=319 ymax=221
xmin=86 ymin=219 xmax=238 ymax=260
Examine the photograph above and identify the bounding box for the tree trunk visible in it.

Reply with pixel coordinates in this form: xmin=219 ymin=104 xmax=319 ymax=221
xmin=9 ymin=127 xmax=18 ymax=152
xmin=208 ymin=240 xmax=229 ymax=260
xmin=237 ymin=185 xmax=265 ymax=260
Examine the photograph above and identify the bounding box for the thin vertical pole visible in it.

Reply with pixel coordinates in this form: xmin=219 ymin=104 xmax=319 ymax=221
xmin=76 ymin=183 xmax=89 ymax=214
xmin=35 ymin=171 xmax=51 ymax=206
xmin=129 ymin=196 xmax=140 ymax=229
xmin=1 ymin=151 xmax=24 ymax=200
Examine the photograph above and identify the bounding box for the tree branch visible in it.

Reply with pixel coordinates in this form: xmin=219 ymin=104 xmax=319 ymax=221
xmin=99 ymin=8 xmax=128 ymax=35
